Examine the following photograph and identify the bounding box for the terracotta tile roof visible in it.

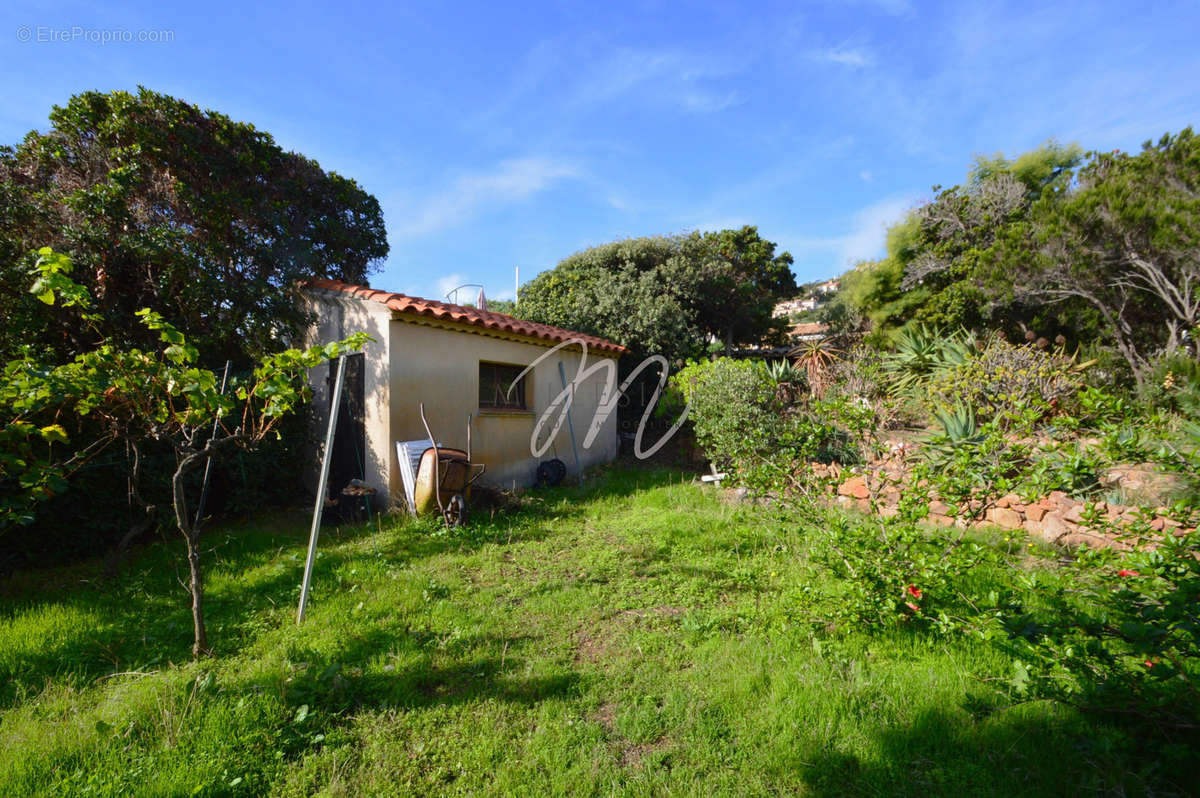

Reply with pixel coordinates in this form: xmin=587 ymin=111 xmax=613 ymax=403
xmin=789 ymin=322 xmax=829 ymax=337
xmin=305 ymin=278 xmax=628 ymax=355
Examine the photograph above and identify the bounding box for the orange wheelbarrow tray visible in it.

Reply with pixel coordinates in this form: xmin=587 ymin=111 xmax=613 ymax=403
xmin=412 ymin=446 xmax=486 ymax=524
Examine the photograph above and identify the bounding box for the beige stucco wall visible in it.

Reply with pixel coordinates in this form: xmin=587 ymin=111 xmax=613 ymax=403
xmin=304 ymin=290 xmax=620 ymax=508
xmin=301 ymin=292 xmax=393 ymax=502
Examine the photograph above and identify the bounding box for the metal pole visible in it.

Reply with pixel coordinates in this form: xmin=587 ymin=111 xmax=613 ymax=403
xmin=193 ymin=360 xmax=232 ymax=530
xmin=558 ymin=361 xmax=583 ymax=487
xmin=297 ymin=354 xmax=346 ymax=624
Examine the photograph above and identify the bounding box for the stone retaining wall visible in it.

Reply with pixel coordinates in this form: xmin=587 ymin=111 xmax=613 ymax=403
xmin=817 ymin=463 xmax=1192 ymax=550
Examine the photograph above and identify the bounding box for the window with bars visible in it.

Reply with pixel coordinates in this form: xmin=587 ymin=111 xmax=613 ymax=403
xmin=479 ymin=361 xmax=528 ymax=411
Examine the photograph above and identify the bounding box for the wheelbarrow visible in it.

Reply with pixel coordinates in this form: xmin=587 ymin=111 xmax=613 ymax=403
xmin=413 ymin=404 xmax=486 ymax=526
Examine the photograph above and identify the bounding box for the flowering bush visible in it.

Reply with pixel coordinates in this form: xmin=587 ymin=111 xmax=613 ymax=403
xmin=997 ymin=528 xmax=1200 ymax=732
xmin=925 ymin=335 xmax=1085 ymax=424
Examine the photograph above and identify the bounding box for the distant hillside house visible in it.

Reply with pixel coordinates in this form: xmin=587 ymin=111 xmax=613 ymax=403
xmin=302 ymin=279 xmax=627 ymax=506
xmin=773 ymin=297 xmax=819 ymax=317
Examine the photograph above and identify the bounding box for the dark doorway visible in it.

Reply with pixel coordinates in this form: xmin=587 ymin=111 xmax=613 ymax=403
xmin=327 ymin=353 xmax=366 ymax=496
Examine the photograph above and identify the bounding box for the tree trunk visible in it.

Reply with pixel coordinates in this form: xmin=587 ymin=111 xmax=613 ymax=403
xmin=186 ymin=531 xmax=208 ymax=657
xmin=172 ymin=458 xmax=210 ymax=657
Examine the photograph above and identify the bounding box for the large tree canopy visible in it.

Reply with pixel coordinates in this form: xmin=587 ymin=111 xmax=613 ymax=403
xmin=989 ymin=128 xmax=1200 ymax=380
xmin=517 ymin=226 xmax=796 ymax=360
xmin=0 ymin=88 xmax=388 ymax=366
xmin=825 ymin=140 xmax=1085 ymax=340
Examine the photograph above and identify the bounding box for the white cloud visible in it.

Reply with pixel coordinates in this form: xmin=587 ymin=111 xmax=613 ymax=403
xmin=782 ymin=194 xmax=918 ymax=271
xmin=571 ymin=47 xmax=742 ymax=114
xmin=391 ymin=157 xmax=578 ymax=239
xmin=835 ymin=195 xmax=914 ymax=265
xmin=435 ymin=273 xmax=470 ymax=303
xmin=811 ymin=47 xmax=875 ymax=68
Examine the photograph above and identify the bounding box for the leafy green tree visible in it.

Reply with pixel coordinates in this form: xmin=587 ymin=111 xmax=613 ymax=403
xmin=3 ymin=249 xmax=366 ymax=656
xmin=0 ymin=88 xmax=388 ymax=366
xmin=990 ymin=129 xmax=1200 ymax=381
xmin=696 ymin=226 xmax=797 ymax=354
xmin=903 ymin=140 xmax=1084 ymax=330
xmin=517 ymin=234 xmax=704 ymax=361
xmin=822 ymin=216 xmax=928 ymax=340
xmin=828 ymin=141 xmax=1083 ymax=340
xmin=518 ymin=226 xmax=796 ymax=359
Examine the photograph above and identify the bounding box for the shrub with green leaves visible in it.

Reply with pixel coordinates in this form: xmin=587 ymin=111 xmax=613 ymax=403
xmin=669 ymin=358 xmax=852 ymax=493
xmin=999 ymin=529 xmax=1200 ymax=733
xmin=1139 ymin=351 xmax=1200 ymax=415
xmin=670 ymin=358 xmax=780 ymax=467
xmin=925 ymin=334 xmax=1085 ymax=423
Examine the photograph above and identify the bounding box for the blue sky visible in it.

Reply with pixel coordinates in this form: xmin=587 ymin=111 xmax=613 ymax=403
xmin=2 ymin=1 xmax=1197 ymax=302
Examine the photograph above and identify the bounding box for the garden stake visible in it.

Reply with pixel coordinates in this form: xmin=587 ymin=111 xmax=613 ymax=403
xmin=558 ymin=360 xmax=583 ymax=487
xmin=193 ymin=360 xmax=231 ymax=530
xmin=297 ymin=354 xmax=346 ymax=624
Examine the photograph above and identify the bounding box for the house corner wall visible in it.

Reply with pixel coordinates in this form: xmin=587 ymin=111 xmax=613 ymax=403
xmin=301 ymin=292 xmax=391 ymax=506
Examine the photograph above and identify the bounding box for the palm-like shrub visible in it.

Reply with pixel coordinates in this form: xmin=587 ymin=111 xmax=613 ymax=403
xmin=791 ymin=337 xmax=842 ymax=397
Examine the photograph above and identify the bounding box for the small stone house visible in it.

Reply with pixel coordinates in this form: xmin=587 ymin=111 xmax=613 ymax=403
xmin=301 ymin=279 xmax=626 ymax=507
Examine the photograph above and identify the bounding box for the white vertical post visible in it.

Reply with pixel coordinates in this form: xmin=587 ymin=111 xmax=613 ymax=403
xmin=297 ymin=354 xmax=346 ymax=624
xmin=558 ymin=360 xmax=583 ymax=487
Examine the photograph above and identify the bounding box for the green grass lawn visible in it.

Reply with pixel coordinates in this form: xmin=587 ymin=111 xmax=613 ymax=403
xmin=0 ymin=464 xmax=1191 ymax=796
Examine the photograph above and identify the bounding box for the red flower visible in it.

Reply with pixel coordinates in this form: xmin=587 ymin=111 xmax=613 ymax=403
xmin=1145 ymin=659 xmax=1155 ymax=668
xmin=905 ymin=601 xmax=919 ymax=613
xmin=1117 ymin=569 xmax=1140 ymax=577
xmin=906 ymin=585 xmax=923 ymax=600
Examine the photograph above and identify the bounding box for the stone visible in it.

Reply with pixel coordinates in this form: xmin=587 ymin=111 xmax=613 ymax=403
xmin=997 ymin=493 xmax=1021 ymax=509
xmin=1047 ymin=490 xmax=1072 ymax=509
xmin=1025 ymin=504 xmax=1047 ymax=523
xmin=1101 ymin=464 xmax=1187 ymax=505
xmin=1059 ymin=531 xmax=1133 ymax=552
xmin=929 ymin=513 xmax=955 ymax=527
xmin=987 ymin=507 xmax=1023 ymax=530
xmin=1038 ymin=511 xmax=1071 ymax=543
xmin=1062 ymin=503 xmax=1085 ymax=524
xmin=838 ymin=477 xmax=870 ymax=500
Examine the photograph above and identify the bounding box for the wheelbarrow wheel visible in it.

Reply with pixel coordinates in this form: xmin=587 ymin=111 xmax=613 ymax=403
xmin=444 ymin=493 xmax=468 ymax=527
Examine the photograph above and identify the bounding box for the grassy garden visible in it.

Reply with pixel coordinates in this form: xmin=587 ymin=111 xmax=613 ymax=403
xmin=3 ymin=464 xmax=1195 ymax=796
xmin=3 ymin=90 xmax=1200 ymax=796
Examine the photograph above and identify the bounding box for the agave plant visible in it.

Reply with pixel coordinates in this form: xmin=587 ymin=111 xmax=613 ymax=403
xmin=885 ymin=324 xmax=975 ymax=394
xmin=767 ymin=359 xmax=802 ymax=385
xmin=924 ymin=402 xmax=984 ymax=467
xmin=932 ymin=402 xmax=980 ymax=444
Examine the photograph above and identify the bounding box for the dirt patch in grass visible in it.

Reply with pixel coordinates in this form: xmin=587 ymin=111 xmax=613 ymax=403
xmin=575 ymin=630 xmax=610 ymax=665
xmin=593 ymin=701 xmax=617 ymax=732
xmin=591 ymin=700 xmax=669 ymax=768
xmin=620 ymin=736 xmax=670 ymax=768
